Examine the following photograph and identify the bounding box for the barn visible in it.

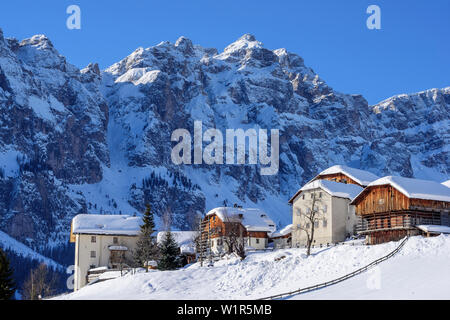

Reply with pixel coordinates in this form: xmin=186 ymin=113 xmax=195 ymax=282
xmin=351 ymin=176 xmax=450 ymax=244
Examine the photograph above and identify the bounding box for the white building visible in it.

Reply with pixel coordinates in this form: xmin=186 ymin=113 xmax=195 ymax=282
xmin=70 ymin=214 xmax=142 ymax=291
xmin=289 ymin=179 xmax=363 ymax=247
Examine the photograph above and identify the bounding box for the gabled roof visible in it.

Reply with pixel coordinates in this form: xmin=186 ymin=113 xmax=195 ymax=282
xmin=206 ymin=207 xmax=276 ymax=233
xmin=351 ymin=176 xmax=450 ymax=204
xmin=312 ymin=165 xmax=380 ymax=186
xmin=270 ymin=224 xmax=292 ymax=238
xmin=289 ymin=179 xmax=364 ymax=203
xmin=72 ymin=214 xmax=141 ymax=236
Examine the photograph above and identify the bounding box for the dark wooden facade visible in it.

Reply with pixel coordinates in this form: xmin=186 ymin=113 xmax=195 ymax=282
xmin=314 ymin=173 xmax=363 ymax=187
xmin=202 ymin=214 xmax=269 ymax=239
xmin=352 ymin=184 xmax=450 ymax=244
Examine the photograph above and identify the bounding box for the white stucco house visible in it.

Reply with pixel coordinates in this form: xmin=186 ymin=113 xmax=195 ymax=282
xmin=289 ymin=179 xmax=363 ymax=247
xmin=70 ymin=214 xmax=142 ymax=291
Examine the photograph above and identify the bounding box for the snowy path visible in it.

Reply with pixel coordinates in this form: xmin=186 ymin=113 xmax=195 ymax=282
xmin=55 ymin=235 xmax=450 ymax=300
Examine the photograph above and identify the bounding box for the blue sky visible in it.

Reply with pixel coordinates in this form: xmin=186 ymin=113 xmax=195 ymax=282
xmin=0 ymin=0 xmax=448 ymax=104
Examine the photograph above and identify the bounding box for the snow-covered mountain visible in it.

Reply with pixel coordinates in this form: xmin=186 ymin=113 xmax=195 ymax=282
xmin=0 ymin=29 xmax=449 ymax=255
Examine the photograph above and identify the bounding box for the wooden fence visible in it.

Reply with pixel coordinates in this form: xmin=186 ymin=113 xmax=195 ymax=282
xmin=258 ymin=236 xmax=409 ymax=300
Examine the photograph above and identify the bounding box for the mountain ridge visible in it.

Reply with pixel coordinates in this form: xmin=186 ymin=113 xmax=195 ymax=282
xmin=0 ymin=29 xmax=448 ymax=254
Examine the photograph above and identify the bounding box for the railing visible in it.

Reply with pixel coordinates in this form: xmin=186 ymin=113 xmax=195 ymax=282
xmin=356 ymin=213 xmax=442 ymax=234
xmin=258 ymin=236 xmax=409 ymax=300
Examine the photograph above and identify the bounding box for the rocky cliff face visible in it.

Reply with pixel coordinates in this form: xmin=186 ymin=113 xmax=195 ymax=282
xmin=0 ymin=29 xmax=448 ymax=252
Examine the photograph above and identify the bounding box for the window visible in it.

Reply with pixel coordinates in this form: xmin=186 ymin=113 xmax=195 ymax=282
xmin=319 ymin=192 xmax=322 ymax=198
xmin=91 ymin=236 xmax=96 ymax=243
xmin=306 ymin=223 xmax=310 ymax=229
xmin=314 ymin=221 xmax=319 ymax=228
xmin=296 ymin=208 xmax=301 ymax=216
xmin=311 ymin=193 xmax=314 ymax=199
xmin=297 ymin=224 xmax=301 ymax=230
xmin=90 ymin=251 xmax=96 ymax=258
xmin=256 ymin=239 xmax=260 ymax=244
xmin=302 ymin=194 xmax=305 ymax=200
xmin=323 ymin=219 xmax=327 ymax=228
xmin=323 ymin=205 xmax=327 ymax=213
xmin=217 ymin=238 xmax=223 ymax=246
xmin=113 ymin=237 xmax=119 ymax=244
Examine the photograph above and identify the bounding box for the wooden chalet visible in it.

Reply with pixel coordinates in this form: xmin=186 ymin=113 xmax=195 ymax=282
xmin=201 ymin=207 xmax=276 ymax=253
xmin=351 ymin=176 xmax=450 ymax=244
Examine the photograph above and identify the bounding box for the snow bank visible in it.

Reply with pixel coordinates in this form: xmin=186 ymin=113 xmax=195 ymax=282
xmin=55 ymin=235 xmax=450 ymax=300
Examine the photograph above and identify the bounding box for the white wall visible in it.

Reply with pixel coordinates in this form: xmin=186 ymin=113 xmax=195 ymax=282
xmin=74 ymin=234 xmax=138 ymax=291
xmin=291 ymin=188 xmax=357 ymax=247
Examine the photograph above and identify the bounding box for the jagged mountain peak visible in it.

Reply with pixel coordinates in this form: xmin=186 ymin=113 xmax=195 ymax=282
xmin=174 ymin=36 xmax=194 ymax=55
xmin=20 ymin=34 xmax=55 ymax=50
xmin=222 ymin=33 xmax=263 ymax=55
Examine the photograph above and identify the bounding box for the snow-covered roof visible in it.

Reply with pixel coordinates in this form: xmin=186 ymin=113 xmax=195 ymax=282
xmin=289 ymin=179 xmax=364 ymax=203
xmin=314 ymin=165 xmax=380 ymax=186
xmin=360 ymin=176 xmax=450 ymax=202
xmin=72 ymin=214 xmax=141 ymax=236
xmin=157 ymin=231 xmax=197 ymax=255
xmin=442 ymin=180 xmax=450 ymax=188
xmin=206 ymin=207 xmax=276 ymax=233
xmin=270 ymin=224 xmax=292 ymax=238
xmin=416 ymin=225 xmax=450 ymax=234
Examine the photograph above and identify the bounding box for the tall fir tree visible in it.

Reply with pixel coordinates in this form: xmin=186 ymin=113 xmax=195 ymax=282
xmin=141 ymin=203 xmax=156 ymax=232
xmin=132 ymin=203 xmax=158 ymax=271
xmin=0 ymin=248 xmax=16 ymax=300
xmin=158 ymin=231 xmax=180 ymax=271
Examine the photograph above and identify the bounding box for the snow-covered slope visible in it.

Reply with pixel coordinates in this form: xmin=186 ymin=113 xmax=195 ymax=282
xmin=55 ymin=235 xmax=450 ymax=300
xmin=0 ymin=230 xmax=63 ymax=270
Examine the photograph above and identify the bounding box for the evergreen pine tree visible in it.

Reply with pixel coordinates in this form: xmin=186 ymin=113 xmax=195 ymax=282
xmin=141 ymin=203 xmax=155 ymax=232
xmin=0 ymin=248 xmax=16 ymax=300
xmin=132 ymin=203 xmax=158 ymax=271
xmin=157 ymin=231 xmax=180 ymax=271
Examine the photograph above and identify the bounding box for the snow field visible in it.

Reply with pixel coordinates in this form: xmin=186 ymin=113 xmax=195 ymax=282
xmin=56 ymin=235 xmax=450 ymax=300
